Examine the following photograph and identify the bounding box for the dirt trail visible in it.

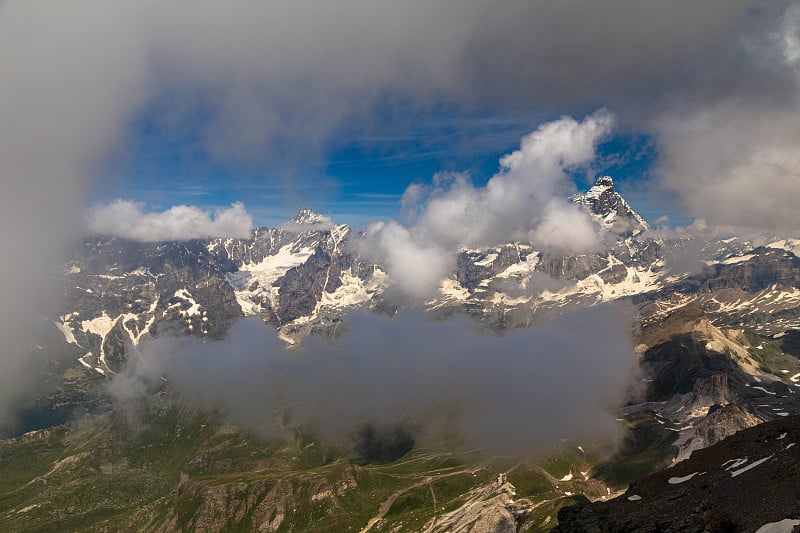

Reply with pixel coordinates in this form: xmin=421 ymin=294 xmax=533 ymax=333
xmin=359 ymin=466 xmax=483 ymax=533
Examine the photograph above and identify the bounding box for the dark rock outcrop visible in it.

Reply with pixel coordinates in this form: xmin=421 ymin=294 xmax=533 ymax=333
xmin=554 ymin=415 xmax=800 ymax=533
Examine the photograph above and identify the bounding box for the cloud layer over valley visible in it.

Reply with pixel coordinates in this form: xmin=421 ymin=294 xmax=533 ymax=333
xmin=111 ymin=306 xmax=639 ymax=454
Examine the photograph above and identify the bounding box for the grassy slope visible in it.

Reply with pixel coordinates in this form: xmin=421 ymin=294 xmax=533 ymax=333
xmin=0 ymin=402 xmax=625 ymax=532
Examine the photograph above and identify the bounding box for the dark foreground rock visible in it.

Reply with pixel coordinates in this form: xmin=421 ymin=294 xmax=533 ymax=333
xmin=554 ymin=415 xmax=800 ymax=533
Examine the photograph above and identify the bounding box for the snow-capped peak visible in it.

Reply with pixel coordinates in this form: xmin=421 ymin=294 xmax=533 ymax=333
xmin=291 ymin=208 xmax=328 ymax=225
xmin=279 ymin=208 xmax=335 ymax=233
xmin=572 ymin=176 xmax=650 ymax=234
xmin=585 ymin=175 xmax=616 ymax=199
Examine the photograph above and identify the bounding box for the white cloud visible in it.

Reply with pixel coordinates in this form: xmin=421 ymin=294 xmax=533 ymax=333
xmin=414 ymin=110 xmax=613 ymax=248
xmin=358 ymin=220 xmax=453 ymax=301
xmin=532 ymin=199 xmax=604 ymax=252
xmin=85 ymin=200 xmax=253 ymax=241
xmin=364 ymin=110 xmax=612 ymax=299
xmin=655 ymin=101 xmax=800 ymax=233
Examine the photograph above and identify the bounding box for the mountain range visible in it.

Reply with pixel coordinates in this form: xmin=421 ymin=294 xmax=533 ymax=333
xmin=3 ymin=176 xmax=800 ymax=531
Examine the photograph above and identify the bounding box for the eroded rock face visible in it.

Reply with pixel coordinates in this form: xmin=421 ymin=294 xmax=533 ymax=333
xmin=673 ymin=403 xmax=761 ymax=463
xmin=430 ymin=474 xmax=524 ymax=533
xmin=535 ymin=252 xmax=608 ymax=281
xmin=456 ymin=245 xmax=530 ymax=291
xmin=641 ymin=333 xmax=738 ymax=402
xmin=155 ymin=465 xmax=359 ymax=532
xmin=663 ymin=249 xmax=800 ymax=296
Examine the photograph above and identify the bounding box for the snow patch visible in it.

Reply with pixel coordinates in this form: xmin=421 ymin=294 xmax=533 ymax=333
xmin=538 ymin=263 xmax=662 ymax=305
xmin=78 ymin=353 xmax=93 ymax=370
xmin=730 ymin=455 xmax=773 ymax=477
xmin=474 ymin=253 xmax=498 ymax=267
xmin=226 ymin=243 xmax=316 ymax=315
xmin=81 ymin=313 xmax=117 ymax=370
xmin=118 ymin=298 xmax=158 ymax=345
xmin=766 ymin=238 xmax=800 ymax=257
xmin=719 ymin=254 xmax=756 ymax=265
xmin=172 ymin=289 xmax=201 ymax=317
xmin=667 ymin=472 xmax=701 ymax=484
xmin=437 ymin=278 xmax=470 ymax=302
xmin=54 ymin=320 xmax=79 ymax=346
xmin=320 ymin=270 xmax=376 ymax=309
xmin=81 ymin=313 xmax=116 ymax=340
xmin=724 ymin=458 xmax=749 ymax=470
xmin=495 ymin=251 xmax=540 ymax=279
xmin=752 ymin=386 xmax=777 ymax=396
xmin=755 ymin=518 xmax=800 ymax=533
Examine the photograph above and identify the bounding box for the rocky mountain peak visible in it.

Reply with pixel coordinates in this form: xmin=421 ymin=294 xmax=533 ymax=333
xmin=572 ymin=175 xmax=650 ymax=235
xmin=591 ymin=175 xmax=615 ymax=191
xmin=290 ymin=208 xmax=329 ymax=225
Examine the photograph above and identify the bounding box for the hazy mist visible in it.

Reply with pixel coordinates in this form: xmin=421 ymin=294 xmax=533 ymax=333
xmin=111 ymin=305 xmax=639 ymax=454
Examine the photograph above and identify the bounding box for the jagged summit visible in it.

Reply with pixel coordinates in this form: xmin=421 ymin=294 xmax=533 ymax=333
xmin=590 ymin=175 xmax=615 ymax=191
xmin=572 ymin=175 xmax=650 ymax=235
xmin=290 ymin=208 xmax=329 ymax=225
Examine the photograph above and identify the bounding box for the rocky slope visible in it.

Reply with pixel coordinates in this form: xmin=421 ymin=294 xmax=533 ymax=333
xmin=627 ymin=303 xmax=798 ymax=459
xmin=0 ymin=404 xmax=614 ymax=533
xmin=554 ymin=414 xmax=800 ymax=532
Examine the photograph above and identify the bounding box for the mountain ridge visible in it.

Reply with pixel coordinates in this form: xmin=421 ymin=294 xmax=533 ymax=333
xmin=5 ymin=175 xmax=800 ymax=531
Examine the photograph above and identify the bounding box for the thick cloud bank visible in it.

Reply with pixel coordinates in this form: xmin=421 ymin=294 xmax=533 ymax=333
xmin=85 ymin=200 xmax=253 ymax=241
xmin=361 ymin=110 xmax=612 ymax=299
xmin=0 ymin=1 xmax=152 ymax=423
xmin=654 ymin=2 xmax=800 ymax=234
xmin=111 ymin=305 xmax=638 ymax=454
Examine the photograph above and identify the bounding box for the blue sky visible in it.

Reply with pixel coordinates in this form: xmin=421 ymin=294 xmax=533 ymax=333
xmin=96 ymin=107 xmax=684 ymax=229
xmin=66 ymin=1 xmax=797 ymax=236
